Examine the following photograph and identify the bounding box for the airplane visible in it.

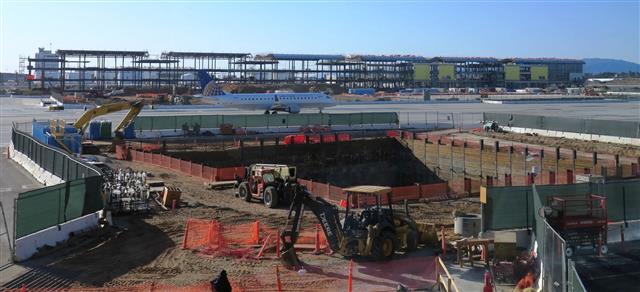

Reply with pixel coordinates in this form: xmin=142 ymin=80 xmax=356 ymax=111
xmin=196 ymin=71 xmax=336 ymax=114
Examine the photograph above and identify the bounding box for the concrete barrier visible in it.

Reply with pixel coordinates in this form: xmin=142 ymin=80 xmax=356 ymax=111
xmin=504 ymin=126 xmax=640 ymax=146
xmin=13 ymin=210 xmax=104 ymax=261
xmin=9 ymin=143 xmax=63 ymax=186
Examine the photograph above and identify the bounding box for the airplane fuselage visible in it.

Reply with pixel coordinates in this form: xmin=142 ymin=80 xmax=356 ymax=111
xmin=197 ymin=70 xmax=335 ymax=113
xmin=204 ymin=92 xmax=335 ymax=113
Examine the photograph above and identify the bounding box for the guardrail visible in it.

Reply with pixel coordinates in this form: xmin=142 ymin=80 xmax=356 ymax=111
xmin=567 ymin=259 xmax=587 ymax=292
xmin=435 ymin=256 xmax=460 ymax=292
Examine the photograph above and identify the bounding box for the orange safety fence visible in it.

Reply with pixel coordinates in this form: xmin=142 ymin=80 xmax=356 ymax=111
xmin=182 ymin=219 xmax=330 ymax=259
xmin=298 ymin=178 xmax=453 ymax=207
xmin=130 ymin=149 xmax=246 ymax=182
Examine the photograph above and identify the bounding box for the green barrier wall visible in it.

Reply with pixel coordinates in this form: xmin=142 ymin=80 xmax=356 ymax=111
xmin=15 ymin=176 xmax=103 ymax=238
xmin=11 ymin=128 xmax=102 ymax=180
xmin=482 ymin=179 xmax=640 ymax=231
xmin=11 ymin=127 xmax=104 ymax=239
xmin=483 ymin=112 xmax=640 ymax=139
xmin=133 ymin=112 xmax=399 ymax=131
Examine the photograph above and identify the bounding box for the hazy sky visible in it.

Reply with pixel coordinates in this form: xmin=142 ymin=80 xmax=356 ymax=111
xmin=1 ymin=0 xmax=638 ymax=72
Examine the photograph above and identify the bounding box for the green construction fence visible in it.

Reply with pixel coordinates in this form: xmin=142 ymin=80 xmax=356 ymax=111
xmin=14 ymin=176 xmax=104 ymax=238
xmin=11 ymin=127 xmax=104 ymax=239
xmin=482 ymin=179 xmax=640 ymax=231
xmin=133 ymin=112 xmax=399 ymax=131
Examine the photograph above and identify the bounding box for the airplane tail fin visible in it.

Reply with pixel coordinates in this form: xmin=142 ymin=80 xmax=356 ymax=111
xmin=197 ymin=70 xmax=225 ymax=96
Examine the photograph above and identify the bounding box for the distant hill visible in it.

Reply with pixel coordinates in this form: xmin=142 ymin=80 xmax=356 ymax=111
xmin=583 ymin=58 xmax=640 ymax=74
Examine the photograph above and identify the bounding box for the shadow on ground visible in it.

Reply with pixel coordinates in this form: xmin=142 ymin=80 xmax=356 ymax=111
xmin=3 ymin=215 xmax=173 ymax=288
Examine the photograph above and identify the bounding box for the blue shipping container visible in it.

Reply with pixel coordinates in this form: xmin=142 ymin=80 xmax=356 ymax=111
xmin=31 ymin=121 xmax=51 ymax=144
xmin=62 ymin=134 xmax=81 ymax=154
xmin=64 ymin=124 xmax=78 ymax=134
xmin=45 ymin=134 xmax=59 ymax=149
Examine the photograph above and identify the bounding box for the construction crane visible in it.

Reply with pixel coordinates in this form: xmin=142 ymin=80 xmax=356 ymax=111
xmin=73 ymin=100 xmax=144 ymax=137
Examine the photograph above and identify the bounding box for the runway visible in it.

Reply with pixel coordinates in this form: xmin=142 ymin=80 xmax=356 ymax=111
xmin=1 ymin=96 xmax=639 ymax=147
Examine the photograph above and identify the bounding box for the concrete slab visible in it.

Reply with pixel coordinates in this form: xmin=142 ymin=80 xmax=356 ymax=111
xmin=574 ymin=240 xmax=640 ymax=292
xmin=0 ymin=157 xmax=40 ymax=283
xmin=444 ymin=260 xmax=487 ymax=291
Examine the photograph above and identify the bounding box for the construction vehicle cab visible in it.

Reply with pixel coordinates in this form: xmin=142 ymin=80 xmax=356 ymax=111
xmin=342 ymin=186 xmax=420 ymax=257
xmin=280 ymin=185 xmax=421 ymax=267
xmin=236 ymin=164 xmax=297 ymax=208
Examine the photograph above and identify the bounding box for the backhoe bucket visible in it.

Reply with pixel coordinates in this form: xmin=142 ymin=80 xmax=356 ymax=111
xmin=280 ymin=246 xmax=301 ymax=267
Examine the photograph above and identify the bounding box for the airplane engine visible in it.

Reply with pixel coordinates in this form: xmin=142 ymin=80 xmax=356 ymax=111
xmin=287 ymin=105 xmax=301 ymax=114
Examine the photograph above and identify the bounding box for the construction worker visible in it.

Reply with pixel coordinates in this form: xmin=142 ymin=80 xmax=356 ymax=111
xmin=513 ymin=272 xmax=535 ymax=292
xmin=210 ymin=270 xmax=232 ymax=292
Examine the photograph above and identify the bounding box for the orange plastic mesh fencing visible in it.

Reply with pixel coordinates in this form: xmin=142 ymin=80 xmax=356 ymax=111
xmin=5 ymin=251 xmax=436 ymax=292
xmin=183 ymin=219 xmax=330 ymax=259
xmin=231 ymin=255 xmax=437 ymax=292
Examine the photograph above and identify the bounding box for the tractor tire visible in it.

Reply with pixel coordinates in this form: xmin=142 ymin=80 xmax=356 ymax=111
xmin=238 ymin=182 xmax=251 ymax=202
xmin=263 ymin=186 xmax=279 ymax=208
xmin=371 ymin=230 xmax=396 ymax=261
xmin=405 ymin=230 xmax=419 ymax=252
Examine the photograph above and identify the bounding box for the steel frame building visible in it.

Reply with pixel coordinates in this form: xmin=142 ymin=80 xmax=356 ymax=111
xmin=26 ymin=49 xmax=583 ymax=91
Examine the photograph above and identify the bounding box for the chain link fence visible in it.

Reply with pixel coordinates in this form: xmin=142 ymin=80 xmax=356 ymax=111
xmin=540 ymin=218 xmax=567 ymax=292
xmin=567 ymin=259 xmax=587 ymax=292
xmin=133 ymin=112 xmax=399 ymax=131
xmin=398 ymin=112 xmax=483 ymax=130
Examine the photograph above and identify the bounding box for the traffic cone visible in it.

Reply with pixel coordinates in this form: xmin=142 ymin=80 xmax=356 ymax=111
xmin=483 ymin=271 xmax=492 ymax=292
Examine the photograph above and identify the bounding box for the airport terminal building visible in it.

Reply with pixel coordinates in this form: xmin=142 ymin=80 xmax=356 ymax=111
xmin=24 ymin=48 xmax=584 ymax=91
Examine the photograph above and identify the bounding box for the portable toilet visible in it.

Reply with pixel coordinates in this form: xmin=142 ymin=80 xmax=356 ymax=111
xmin=88 ymin=121 xmax=101 ymax=140
xmin=100 ymin=121 xmax=112 ymax=140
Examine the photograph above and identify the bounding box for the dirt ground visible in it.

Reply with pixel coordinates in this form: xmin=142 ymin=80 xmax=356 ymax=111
xmin=18 ymin=157 xmax=478 ymax=290
xmin=471 ymin=131 xmax=640 ymax=159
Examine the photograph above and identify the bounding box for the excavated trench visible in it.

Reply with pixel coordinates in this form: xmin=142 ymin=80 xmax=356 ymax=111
xmin=167 ymin=138 xmax=442 ymax=187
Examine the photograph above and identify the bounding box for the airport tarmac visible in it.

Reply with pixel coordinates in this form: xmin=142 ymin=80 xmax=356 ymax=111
xmin=1 ymin=96 xmax=639 ymax=147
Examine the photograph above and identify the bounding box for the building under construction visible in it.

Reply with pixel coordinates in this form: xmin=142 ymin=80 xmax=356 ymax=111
xmin=26 ymin=48 xmax=584 ymax=91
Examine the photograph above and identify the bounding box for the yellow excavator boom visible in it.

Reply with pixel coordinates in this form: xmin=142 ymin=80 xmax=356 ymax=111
xmin=74 ymin=100 xmax=144 ymax=134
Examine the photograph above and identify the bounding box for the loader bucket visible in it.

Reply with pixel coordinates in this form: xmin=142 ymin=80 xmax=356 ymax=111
xmin=281 ymin=247 xmax=301 ymax=267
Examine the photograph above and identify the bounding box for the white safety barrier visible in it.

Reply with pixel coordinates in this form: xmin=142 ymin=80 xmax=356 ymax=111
xmin=504 ymin=126 xmax=640 ymax=146
xmin=9 ymin=143 xmax=64 ymax=186
xmin=13 ymin=210 xmax=105 ymax=261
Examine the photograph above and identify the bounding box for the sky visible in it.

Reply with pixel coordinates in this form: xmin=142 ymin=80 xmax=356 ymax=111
xmin=0 ymin=0 xmax=639 ymax=72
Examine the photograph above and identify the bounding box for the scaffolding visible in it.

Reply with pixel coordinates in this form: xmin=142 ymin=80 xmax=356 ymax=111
xmin=25 ymin=49 xmax=583 ymax=92
xmin=26 ymin=50 xmax=421 ymax=91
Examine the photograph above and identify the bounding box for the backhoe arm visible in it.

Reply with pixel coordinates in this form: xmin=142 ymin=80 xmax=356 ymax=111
xmin=280 ymin=185 xmax=343 ymax=266
xmin=74 ymin=100 xmax=144 ymax=134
